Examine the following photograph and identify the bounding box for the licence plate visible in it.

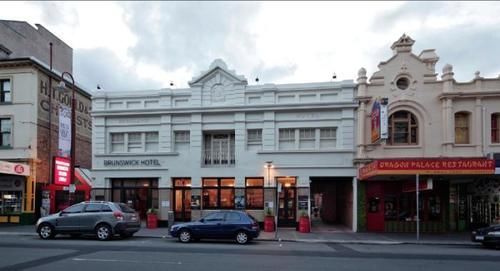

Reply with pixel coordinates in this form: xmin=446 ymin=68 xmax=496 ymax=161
xmin=475 ymin=236 xmax=484 ymax=241
xmin=131 ymin=216 xmax=137 ymax=221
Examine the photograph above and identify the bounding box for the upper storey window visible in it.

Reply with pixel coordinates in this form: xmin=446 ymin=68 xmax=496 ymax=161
xmin=0 ymin=79 xmax=11 ymax=103
xmin=492 ymin=113 xmax=500 ymax=144
xmin=454 ymin=112 xmax=470 ymax=144
xmin=387 ymin=111 xmax=418 ymax=145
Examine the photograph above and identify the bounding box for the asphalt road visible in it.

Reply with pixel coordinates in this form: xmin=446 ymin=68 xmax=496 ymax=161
xmin=0 ymin=235 xmax=499 ymax=271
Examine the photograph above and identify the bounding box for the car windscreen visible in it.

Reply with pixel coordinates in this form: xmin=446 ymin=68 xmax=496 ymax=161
xmin=115 ymin=203 xmax=136 ymax=213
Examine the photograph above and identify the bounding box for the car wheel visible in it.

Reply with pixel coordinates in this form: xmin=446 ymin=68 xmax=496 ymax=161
xmin=120 ymin=232 xmax=133 ymax=239
xmin=38 ymin=223 xmax=55 ymax=240
xmin=96 ymin=224 xmax=112 ymax=241
xmin=235 ymin=231 xmax=249 ymax=244
xmin=178 ymin=229 xmax=192 ymax=243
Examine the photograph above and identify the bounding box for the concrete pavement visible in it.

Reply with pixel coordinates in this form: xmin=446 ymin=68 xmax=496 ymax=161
xmin=0 ymin=224 xmax=477 ymax=246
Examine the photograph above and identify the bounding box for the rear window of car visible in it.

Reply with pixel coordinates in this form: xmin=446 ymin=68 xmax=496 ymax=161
xmin=115 ymin=203 xmax=136 ymax=213
xmin=226 ymin=212 xmax=241 ymax=221
xmin=246 ymin=213 xmax=258 ymax=223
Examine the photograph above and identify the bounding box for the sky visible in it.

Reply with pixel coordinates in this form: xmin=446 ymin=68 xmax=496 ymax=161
xmin=1 ymin=1 xmax=500 ymax=92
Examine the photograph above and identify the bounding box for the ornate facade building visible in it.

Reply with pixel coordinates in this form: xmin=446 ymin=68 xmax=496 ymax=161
xmin=356 ymin=35 xmax=500 ymax=232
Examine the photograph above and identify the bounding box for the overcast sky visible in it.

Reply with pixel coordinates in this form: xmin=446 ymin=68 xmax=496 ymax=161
xmin=1 ymin=1 xmax=500 ymax=91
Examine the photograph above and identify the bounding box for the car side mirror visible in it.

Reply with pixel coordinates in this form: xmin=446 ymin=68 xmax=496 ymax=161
xmin=59 ymin=212 xmax=65 ymax=216
xmin=199 ymin=218 xmax=205 ymax=223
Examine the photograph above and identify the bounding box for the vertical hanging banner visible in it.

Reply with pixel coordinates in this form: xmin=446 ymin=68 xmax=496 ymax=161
xmin=380 ymin=99 xmax=389 ymax=139
xmin=58 ymin=105 xmax=71 ymax=157
xmin=371 ymin=99 xmax=381 ymax=143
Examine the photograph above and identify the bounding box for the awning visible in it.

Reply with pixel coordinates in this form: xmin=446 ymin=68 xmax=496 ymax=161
xmin=359 ymin=158 xmax=495 ymax=180
xmin=75 ymin=168 xmax=93 ymax=188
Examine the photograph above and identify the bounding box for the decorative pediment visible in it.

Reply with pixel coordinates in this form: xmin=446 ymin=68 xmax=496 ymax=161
xmin=391 ymin=34 xmax=415 ymax=53
xmin=188 ymin=59 xmax=248 ymax=87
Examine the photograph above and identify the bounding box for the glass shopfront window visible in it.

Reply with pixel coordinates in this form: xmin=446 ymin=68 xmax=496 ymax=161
xmin=245 ymin=178 xmax=264 ymax=209
xmin=384 ymin=190 xmax=443 ymax=222
xmin=202 ymin=178 xmax=235 ymax=209
xmin=0 ymin=191 xmax=22 ymax=214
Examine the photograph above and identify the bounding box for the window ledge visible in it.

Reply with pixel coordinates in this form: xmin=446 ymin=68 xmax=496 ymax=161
xmin=0 ymin=146 xmax=13 ymax=150
xmin=452 ymin=144 xmax=476 ymax=147
xmin=257 ymin=149 xmax=353 ymax=154
xmin=383 ymin=145 xmax=421 ymax=149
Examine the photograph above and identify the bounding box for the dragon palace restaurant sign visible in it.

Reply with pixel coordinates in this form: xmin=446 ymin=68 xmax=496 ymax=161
xmin=359 ymin=158 xmax=495 ymax=180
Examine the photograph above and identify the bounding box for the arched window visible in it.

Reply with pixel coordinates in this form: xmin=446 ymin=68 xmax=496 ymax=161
xmin=454 ymin=112 xmax=470 ymax=144
xmin=387 ymin=110 xmax=418 ymax=145
xmin=492 ymin=113 xmax=500 ymax=143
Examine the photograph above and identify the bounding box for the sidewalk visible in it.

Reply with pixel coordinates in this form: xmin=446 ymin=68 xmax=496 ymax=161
xmin=0 ymin=224 xmax=477 ymax=246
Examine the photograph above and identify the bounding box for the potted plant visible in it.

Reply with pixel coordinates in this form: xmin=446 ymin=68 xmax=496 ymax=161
xmin=146 ymin=208 xmax=158 ymax=229
xmin=298 ymin=211 xmax=310 ymax=233
xmin=264 ymin=207 xmax=275 ymax=232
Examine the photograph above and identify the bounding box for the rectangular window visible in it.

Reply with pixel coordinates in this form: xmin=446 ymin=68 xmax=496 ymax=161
xmin=299 ymin=128 xmax=315 ymax=149
xmin=492 ymin=114 xmax=500 ymax=143
xmin=203 ymin=133 xmax=235 ymax=166
xmin=0 ymin=118 xmax=11 ymax=147
xmin=174 ymin=130 xmax=190 ymax=151
xmin=0 ymin=79 xmax=11 ymax=103
xmin=245 ymin=178 xmax=264 ymax=209
xmin=247 ymin=129 xmax=262 ymax=144
xmin=127 ymin=132 xmax=142 ymax=152
xmin=279 ymin=128 xmax=295 ymax=150
xmin=320 ymin=127 xmax=337 ymax=149
xmin=0 ymin=191 xmax=22 ymax=214
xmin=202 ymin=178 xmax=235 ymax=209
xmin=145 ymin=132 xmax=159 ymax=152
xmin=111 ymin=133 xmax=125 ymax=152
xmin=455 ymin=113 xmax=470 ymax=144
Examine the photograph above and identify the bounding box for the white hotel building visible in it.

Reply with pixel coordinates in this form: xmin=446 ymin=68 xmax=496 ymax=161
xmin=91 ymin=60 xmax=358 ymax=229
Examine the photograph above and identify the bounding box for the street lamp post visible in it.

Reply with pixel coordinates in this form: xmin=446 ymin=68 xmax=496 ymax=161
xmin=265 ymin=161 xmax=277 ymax=239
xmin=56 ymin=72 xmax=76 ymax=206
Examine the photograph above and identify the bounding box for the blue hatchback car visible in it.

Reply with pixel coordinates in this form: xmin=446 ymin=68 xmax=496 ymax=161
xmin=170 ymin=210 xmax=260 ymax=244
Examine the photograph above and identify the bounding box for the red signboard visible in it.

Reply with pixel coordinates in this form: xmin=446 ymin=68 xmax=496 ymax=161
xmin=53 ymin=157 xmax=71 ymax=185
xmin=359 ymin=158 xmax=495 ymax=180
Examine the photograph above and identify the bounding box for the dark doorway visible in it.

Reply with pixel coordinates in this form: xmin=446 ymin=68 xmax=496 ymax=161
xmin=310 ymin=177 xmax=353 ymax=229
xmin=277 ymin=177 xmax=296 ymax=227
xmin=173 ymin=178 xmax=191 ymax=222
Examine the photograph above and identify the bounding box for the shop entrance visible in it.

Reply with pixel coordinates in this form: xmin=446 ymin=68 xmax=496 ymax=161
xmin=173 ymin=178 xmax=191 ymax=222
xmin=111 ymin=178 xmax=158 ymax=219
xmin=277 ymin=177 xmax=296 ymax=227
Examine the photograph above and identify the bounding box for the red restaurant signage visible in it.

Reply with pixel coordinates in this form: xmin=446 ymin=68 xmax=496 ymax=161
xmin=53 ymin=156 xmax=71 ymax=185
xmin=359 ymin=158 xmax=495 ymax=180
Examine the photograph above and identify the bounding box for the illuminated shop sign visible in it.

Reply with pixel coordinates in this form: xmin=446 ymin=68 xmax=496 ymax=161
xmin=54 ymin=157 xmax=71 ymax=185
xmin=359 ymin=158 xmax=495 ymax=180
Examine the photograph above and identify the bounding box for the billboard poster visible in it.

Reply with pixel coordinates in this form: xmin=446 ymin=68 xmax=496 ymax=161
xmin=53 ymin=156 xmax=71 ymax=185
xmin=371 ymin=100 xmax=381 ymax=143
xmin=58 ymin=105 xmax=71 ymax=157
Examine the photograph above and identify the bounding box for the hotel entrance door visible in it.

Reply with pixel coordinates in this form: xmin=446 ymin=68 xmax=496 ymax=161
xmin=277 ymin=177 xmax=296 ymax=227
xmin=173 ymin=178 xmax=191 ymax=222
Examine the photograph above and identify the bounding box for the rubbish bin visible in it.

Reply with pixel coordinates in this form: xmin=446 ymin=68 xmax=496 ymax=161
xmin=168 ymin=211 xmax=175 ymax=229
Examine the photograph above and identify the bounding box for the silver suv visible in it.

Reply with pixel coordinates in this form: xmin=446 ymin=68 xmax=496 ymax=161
xmin=36 ymin=201 xmax=140 ymax=241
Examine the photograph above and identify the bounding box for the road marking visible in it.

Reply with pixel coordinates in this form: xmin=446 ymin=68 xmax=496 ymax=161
xmin=72 ymin=258 xmax=181 ymax=264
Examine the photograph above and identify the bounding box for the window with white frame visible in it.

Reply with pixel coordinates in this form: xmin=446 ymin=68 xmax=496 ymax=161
xmin=0 ymin=79 xmax=11 ymax=103
xmin=279 ymin=128 xmax=295 ymax=150
xmin=174 ymin=130 xmax=190 ymax=151
xmin=0 ymin=118 xmax=11 ymax=147
xmin=247 ymin=129 xmax=262 ymax=150
xmin=110 ymin=133 xmax=125 ymax=152
xmin=320 ymin=127 xmax=337 ymax=149
xmin=110 ymin=132 xmax=159 ymax=153
xmin=127 ymin=132 xmax=142 ymax=152
xmin=145 ymin=132 xmax=159 ymax=152
xmin=299 ymin=128 xmax=315 ymax=149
